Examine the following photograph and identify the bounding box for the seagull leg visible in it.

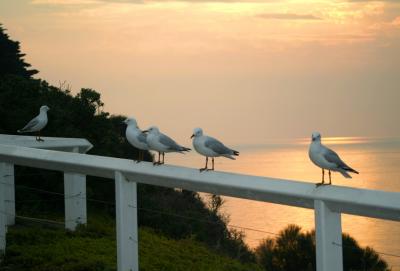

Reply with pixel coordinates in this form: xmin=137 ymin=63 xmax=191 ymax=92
xmin=136 ymin=150 xmax=142 ymax=163
xmin=207 ymin=158 xmax=215 ymax=171
xmin=153 ymin=152 xmax=161 ymax=165
xmin=316 ymin=169 xmax=325 ymax=187
xmin=200 ymin=157 xmax=208 ymax=172
xmin=161 ymin=152 xmax=165 ymax=165
xmin=328 ymin=170 xmax=332 ymax=185
xmin=37 ymin=131 xmax=44 ymax=142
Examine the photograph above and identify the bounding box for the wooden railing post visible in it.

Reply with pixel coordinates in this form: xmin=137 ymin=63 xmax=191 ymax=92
xmin=64 ymin=147 xmax=87 ymax=231
xmin=115 ymin=171 xmax=138 ymax=271
xmin=0 ymin=162 xmax=12 ymax=253
xmin=314 ymin=200 xmax=343 ymax=271
xmin=0 ymin=163 xmax=15 ymax=226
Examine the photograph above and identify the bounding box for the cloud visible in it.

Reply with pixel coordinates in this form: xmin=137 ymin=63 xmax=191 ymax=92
xmin=256 ymin=13 xmax=322 ymax=20
xmin=392 ymin=16 xmax=400 ymax=27
xmin=31 ymin=0 xmax=101 ymax=4
xmin=346 ymin=0 xmax=400 ymax=2
xmin=31 ymin=0 xmax=281 ymax=4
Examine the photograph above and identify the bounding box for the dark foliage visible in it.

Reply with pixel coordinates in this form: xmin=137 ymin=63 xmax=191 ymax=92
xmin=255 ymin=224 xmax=389 ymax=271
xmin=0 ymin=222 xmax=261 ymax=271
xmin=0 ymin=25 xmax=38 ymax=78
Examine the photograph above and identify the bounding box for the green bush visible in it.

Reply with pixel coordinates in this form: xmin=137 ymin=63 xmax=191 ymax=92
xmin=0 ymin=220 xmax=261 ymax=271
xmin=255 ymin=224 xmax=389 ymax=271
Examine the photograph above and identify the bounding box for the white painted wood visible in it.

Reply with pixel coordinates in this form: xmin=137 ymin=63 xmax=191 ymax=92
xmin=315 ymin=200 xmax=343 ymax=271
xmin=0 ymin=134 xmax=92 ymax=153
xmin=0 ymin=144 xmax=399 ymax=222
xmin=64 ymin=172 xmax=87 ymax=230
xmin=0 ymin=163 xmax=8 ymax=253
xmin=0 ymin=163 xmax=14 ymax=226
xmin=64 ymin=147 xmax=87 ymax=231
xmin=115 ymin=171 xmax=138 ymax=271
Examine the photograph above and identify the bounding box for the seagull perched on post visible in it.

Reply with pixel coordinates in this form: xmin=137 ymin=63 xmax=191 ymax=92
xmin=124 ymin=117 xmax=149 ymax=162
xmin=309 ymin=132 xmax=359 ymax=186
xmin=191 ymin=128 xmax=239 ymax=172
xmin=144 ymin=126 xmax=191 ymax=165
xmin=17 ymin=105 xmax=50 ymax=142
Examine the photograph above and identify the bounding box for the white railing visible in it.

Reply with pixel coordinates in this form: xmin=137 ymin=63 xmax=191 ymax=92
xmin=0 ymin=142 xmax=399 ymax=271
xmin=0 ymin=135 xmax=92 ymax=230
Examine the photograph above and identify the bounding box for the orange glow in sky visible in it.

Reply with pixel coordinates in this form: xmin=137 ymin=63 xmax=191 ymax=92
xmin=1 ymin=0 xmax=399 ymax=144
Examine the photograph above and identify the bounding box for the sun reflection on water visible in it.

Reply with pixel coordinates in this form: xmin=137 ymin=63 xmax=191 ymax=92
xmin=167 ymin=137 xmax=400 ymax=269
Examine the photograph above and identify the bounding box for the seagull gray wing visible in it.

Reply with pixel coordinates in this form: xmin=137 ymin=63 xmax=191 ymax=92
xmin=19 ymin=117 xmax=39 ymax=132
xmin=323 ymin=147 xmax=350 ymax=169
xmin=159 ymin=134 xmax=182 ymax=151
xmin=205 ymin=137 xmax=232 ymax=155
xmin=138 ymin=132 xmax=147 ymax=144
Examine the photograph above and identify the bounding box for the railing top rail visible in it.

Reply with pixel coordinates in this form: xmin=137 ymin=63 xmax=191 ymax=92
xmin=0 ymin=143 xmax=399 ymax=222
xmin=0 ymin=134 xmax=93 ymax=153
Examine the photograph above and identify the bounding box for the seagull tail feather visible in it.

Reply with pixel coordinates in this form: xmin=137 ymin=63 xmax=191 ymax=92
xmin=339 ymin=169 xmax=352 ymax=179
xmin=346 ymin=167 xmax=359 ymax=174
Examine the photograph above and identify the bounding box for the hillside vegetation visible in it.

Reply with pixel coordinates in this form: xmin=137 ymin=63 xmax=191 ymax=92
xmin=1 ymin=219 xmax=261 ymax=271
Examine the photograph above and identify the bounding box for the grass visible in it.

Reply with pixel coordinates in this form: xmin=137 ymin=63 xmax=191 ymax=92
xmin=0 ymin=216 xmax=262 ymax=271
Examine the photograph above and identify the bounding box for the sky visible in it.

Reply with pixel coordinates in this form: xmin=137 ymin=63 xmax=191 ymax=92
xmin=1 ymin=0 xmax=399 ymax=145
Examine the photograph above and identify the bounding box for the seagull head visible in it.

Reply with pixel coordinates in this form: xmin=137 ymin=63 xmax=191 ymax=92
xmin=40 ymin=105 xmax=50 ymax=112
xmin=124 ymin=117 xmax=138 ymax=128
xmin=191 ymin=128 xmax=203 ymax=139
xmin=311 ymin=132 xmax=321 ymax=142
xmin=143 ymin=126 xmax=159 ymax=134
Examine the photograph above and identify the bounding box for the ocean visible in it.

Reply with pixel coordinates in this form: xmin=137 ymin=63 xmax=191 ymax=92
xmin=168 ymin=136 xmax=400 ymax=270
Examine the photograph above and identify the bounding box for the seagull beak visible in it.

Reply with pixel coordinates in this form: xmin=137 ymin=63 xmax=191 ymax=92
xmin=142 ymin=130 xmax=149 ymax=133
xmin=190 ymin=134 xmax=194 ymax=139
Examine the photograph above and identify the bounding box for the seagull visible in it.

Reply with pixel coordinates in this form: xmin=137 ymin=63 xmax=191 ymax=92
xmin=309 ymin=132 xmax=359 ymax=186
xmin=17 ymin=105 xmax=50 ymax=142
xmin=124 ymin=117 xmax=149 ymax=162
xmin=191 ymin=128 xmax=239 ymax=172
xmin=144 ymin=126 xmax=191 ymax=165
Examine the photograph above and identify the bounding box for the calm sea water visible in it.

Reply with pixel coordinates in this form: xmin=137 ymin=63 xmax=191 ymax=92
xmin=168 ymin=137 xmax=400 ymax=270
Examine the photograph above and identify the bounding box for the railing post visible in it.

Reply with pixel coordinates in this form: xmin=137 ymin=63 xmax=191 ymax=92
xmin=0 ymin=163 xmax=15 ymax=226
xmin=314 ymin=200 xmax=343 ymax=271
xmin=0 ymin=162 xmax=12 ymax=253
xmin=64 ymin=147 xmax=87 ymax=231
xmin=115 ymin=171 xmax=138 ymax=271
xmin=0 ymin=181 xmax=5 ymax=254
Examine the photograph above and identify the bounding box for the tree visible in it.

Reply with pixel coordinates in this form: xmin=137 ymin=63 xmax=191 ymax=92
xmin=0 ymin=24 xmax=38 ymax=78
xmin=255 ymin=224 xmax=389 ymax=271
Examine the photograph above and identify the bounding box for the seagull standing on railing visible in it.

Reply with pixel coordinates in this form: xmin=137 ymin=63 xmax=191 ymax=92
xmin=144 ymin=126 xmax=191 ymax=165
xmin=309 ymin=132 xmax=359 ymax=186
xmin=124 ymin=117 xmax=149 ymax=162
xmin=191 ymin=128 xmax=239 ymax=172
xmin=17 ymin=105 xmax=50 ymax=142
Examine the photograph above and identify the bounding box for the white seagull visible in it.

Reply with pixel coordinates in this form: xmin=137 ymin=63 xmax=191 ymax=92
xmin=191 ymin=128 xmax=239 ymax=172
xmin=124 ymin=117 xmax=149 ymax=162
xmin=17 ymin=105 xmax=50 ymax=141
xmin=144 ymin=126 xmax=191 ymax=165
xmin=309 ymin=132 xmax=359 ymax=186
